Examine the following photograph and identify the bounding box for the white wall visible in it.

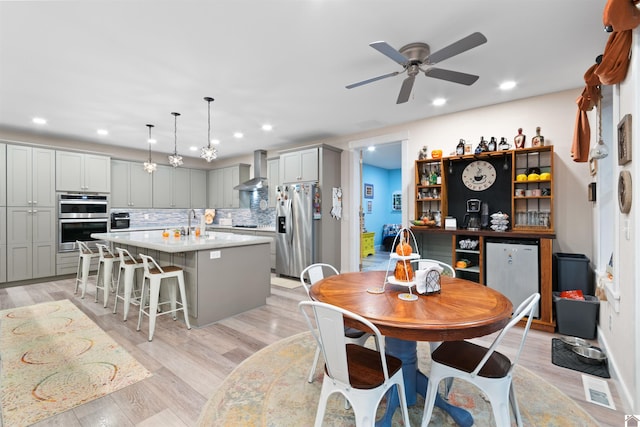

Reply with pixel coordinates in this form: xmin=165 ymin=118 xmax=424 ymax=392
xmin=595 ymin=28 xmax=639 ymax=414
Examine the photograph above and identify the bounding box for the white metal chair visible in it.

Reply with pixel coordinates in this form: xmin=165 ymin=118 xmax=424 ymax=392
xmin=74 ymin=240 xmax=99 ymax=299
xmin=300 ymin=263 xmax=373 ymax=383
xmin=94 ymin=243 xmax=117 ymax=308
xmin=421 ymin=293 xmax=541 ymax=427
xmin=137 ymin=254 xmax=191 ymax=341
xmin=113 ymin=247 xmax=145 ymax=321
xmin=299 ymin=301 xmax=411 ymax=427
xmin=411 ymin=258 xmax=456 ymax=277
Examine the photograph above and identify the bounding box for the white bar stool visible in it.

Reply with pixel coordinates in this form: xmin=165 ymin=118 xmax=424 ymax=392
xmin=74 ymin=241 xmax=99 ymax=299
xmin=137 ymin=254 xmax=191 ymax=341
xmin=95 ymin=243 xmax=117 ymax=308
xmin=113 ymin=247 xmax=145 ymax=321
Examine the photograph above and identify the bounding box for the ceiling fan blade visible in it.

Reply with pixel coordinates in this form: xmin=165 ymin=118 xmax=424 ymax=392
xmin=345 ymin=71 xmax=401 ymax=89
xmin=369 ymin=41 xmax=408 ymax=65
xmin=427 ymin=32 xmax=487 ymax=65
xmin=396 ymin=75 xmax=416 ymax=104
xmin=425 ymin=68 xmax=479 ymax=86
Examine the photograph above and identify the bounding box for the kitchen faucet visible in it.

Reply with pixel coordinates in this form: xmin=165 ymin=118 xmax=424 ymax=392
xmin=188 ymin=209 xmax=197 ymax=235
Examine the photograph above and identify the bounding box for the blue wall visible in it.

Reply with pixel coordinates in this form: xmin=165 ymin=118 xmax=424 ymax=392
xmin=362 ymin=164 xmax=402 ymax=248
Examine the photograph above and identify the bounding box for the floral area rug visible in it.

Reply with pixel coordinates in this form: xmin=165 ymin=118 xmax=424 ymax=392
xmin=0 ymin=299 xmax=152 ymax=426
xmin=198 ymin=331 xmax=599 ymax=426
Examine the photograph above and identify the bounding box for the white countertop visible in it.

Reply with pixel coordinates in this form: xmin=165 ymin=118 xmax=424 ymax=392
xmin=113 ymin=225 xmax=276 ymax=233
xmin=92 ymin=230 xmax=272 ymax=253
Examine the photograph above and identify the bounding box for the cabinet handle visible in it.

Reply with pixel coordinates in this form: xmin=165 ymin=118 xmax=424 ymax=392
xmin=33 ymin=201 xmax=37 ymax=204
xmin=33 ymin=210 xmax=38 ymax=213
xmin=28 ymin=200 xmax=32 ymax=204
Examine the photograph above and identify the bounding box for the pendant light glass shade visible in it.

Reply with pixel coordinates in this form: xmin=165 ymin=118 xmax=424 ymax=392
xmin=590 ymin=96 xmax=609 ymax=160
xmin=201 ymin=96 xmax=218 ymax=162
xmin=168 ymin=112 xmax=183 ymax=167
xmin=143 ymin=124 xmax=157 ymax=173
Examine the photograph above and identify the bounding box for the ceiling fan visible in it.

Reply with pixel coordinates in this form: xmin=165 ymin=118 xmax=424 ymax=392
xmin=346 ymin=32 xmax=487 ymax=104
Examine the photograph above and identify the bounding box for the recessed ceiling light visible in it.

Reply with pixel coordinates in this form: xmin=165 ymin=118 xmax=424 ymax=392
xmin=211 ymin=139 xmax=220 ymax=145
xmin=32 ymin=117 xmax=47 ymax=125
xmin=432 ymin=98 xmax=446 ymax=106
xmin=367 ymin=146 xmax=375 ymax=152
xmin=233 ymin=132 xmax=243 ymax=138
xmin=189 ymin=146 xmax=198 ymax=151
xmin=97 ymin=129 xmax=108 ymax=136
xmin=262 ymin=124 xmax=273 ymax=131
xmin=499 ymin=81 xmax=516 ymax=90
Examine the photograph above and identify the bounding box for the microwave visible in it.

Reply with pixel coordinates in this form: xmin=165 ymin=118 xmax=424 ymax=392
xmin=111 ymin=212 xmax=130 ymax=229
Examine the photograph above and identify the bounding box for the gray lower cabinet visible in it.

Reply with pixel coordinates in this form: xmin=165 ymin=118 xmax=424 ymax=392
xmin=7 ymin=207 xmax=56 ymax=281
xmin=255 ymin=230 xmax=276 ymax=269
xmin=111 ymin=160 xmax=153 ymax=208
xmin=0 ymin=208 xmax=5 ymax=283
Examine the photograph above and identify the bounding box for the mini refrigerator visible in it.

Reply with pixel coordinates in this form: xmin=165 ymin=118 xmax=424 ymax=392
xmin=485 ymin=240 xmax=539 ymax=318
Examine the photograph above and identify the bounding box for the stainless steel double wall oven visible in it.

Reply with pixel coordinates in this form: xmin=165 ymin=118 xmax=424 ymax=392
xmin=57 ymin=193 xmax=109 ymax=252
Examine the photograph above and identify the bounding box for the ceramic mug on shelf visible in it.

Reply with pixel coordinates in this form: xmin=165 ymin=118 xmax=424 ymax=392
xmin=515 ymin=189 xmax=525 ymax=197
xmin=524 ymin=189 xmax=534 ymax=197
xmin=532 ymin=189 xmax=542 ymax=197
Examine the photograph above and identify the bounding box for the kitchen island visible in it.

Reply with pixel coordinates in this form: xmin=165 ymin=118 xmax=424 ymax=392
xmin=92 ymin=230 xmax=272 ymax=327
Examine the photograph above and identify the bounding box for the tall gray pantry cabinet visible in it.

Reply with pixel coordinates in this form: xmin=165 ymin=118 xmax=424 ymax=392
xmin=6 ymin=145 xmax=56 ymax=281
xmin=277 ymin=144 xmax=342 ymax=271
xmin=0 ymin=144 xmax=5 ymax=282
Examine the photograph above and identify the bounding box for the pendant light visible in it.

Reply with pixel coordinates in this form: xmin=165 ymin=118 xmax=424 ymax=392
xmin=143 ymin=124 xmax=157 ymax=173
xmin=201 ymin=96 xmax=218 ymax=162
xmin=168 ymin=112 xmax=184 ymax=167
xmin=589 ymin=95 xmax=609 ymax=160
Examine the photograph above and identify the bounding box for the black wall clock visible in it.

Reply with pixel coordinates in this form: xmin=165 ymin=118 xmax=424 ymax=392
xmin=462 ymin=160 xmax=496 ymax=191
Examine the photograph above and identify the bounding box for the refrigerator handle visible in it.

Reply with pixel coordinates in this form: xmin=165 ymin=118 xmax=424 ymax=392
xmin=285 ymin=199 xmax=293 ymax=244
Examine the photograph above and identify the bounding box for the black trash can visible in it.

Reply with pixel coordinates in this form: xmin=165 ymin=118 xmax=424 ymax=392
xmin=553 ymin=253 xmax=593 ymax=295
xmin=553 ymin=292 xmax=600 ymax=339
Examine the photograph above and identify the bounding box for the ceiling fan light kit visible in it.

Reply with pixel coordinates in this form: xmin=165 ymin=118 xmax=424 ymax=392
xmin=168 ymin=111 xmax=184 ymax=167
xmin=201 ymin=96 xmax=218 ymax=162
xmin=346 ymin=32 xmax=487 ymax=104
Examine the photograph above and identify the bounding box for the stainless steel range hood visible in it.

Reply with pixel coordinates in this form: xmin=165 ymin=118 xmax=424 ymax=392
xmin=234 ymin=149 xmax=268 ymax=191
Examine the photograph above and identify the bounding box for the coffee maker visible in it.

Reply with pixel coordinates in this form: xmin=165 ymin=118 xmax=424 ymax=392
xmin=464 ymin=199 xmax=482 ymax=231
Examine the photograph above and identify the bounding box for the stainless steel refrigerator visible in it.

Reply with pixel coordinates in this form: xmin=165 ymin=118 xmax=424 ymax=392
xmin=276 ymin=183 xmax=317 ymax=278
xmin=485 ymin=240 xmax=540 ymax=318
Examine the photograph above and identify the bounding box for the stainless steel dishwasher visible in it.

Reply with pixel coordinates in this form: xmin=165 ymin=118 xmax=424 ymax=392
xmin=485 ymin=240 xmax=539 ymax=318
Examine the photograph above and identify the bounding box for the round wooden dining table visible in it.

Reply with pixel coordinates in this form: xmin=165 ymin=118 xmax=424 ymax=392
xmin=309 ymin=270 xmax=513 ymax=427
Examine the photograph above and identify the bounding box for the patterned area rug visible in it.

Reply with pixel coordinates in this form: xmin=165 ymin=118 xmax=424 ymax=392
xmin=0 ymin=299 xmax=152 ymax=426
xmin=198 ymin=332 xmax=599 ymax=426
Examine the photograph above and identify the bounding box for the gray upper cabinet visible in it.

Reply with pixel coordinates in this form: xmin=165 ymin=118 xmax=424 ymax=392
xmin=280 ymin=147 xmax=318 ymax=183
xmin=152 ymin=165 xmax=191 ymax=208
xmin=111 ymin=160 xmax=153 ymax=208
xmin=56 ymin=151 xmax=111 ymax=193
xmin=190 ymin=169 xmax=208 ymax=208
xmin=207 ymin=164 xmax=250 ymax=208
xmin=0 ymin=143 xmax=5 ymax=206
xmin=267 ymin=157 xmax=279 ymax=208
xmin=7 ymin=145 xmax=55 ymax=207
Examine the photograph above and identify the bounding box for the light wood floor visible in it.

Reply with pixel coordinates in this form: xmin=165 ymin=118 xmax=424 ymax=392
xmin=0 ymin=274 xmax=628 ymax=427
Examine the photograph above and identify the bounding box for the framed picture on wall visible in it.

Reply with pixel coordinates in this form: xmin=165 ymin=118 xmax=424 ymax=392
xmin=618 ymin=114 xmax=632 ymax=165
xmin=364 ymin=183 xmax=374 ymax=199
xmin=367 ymin=200 xmax=372 ymax=213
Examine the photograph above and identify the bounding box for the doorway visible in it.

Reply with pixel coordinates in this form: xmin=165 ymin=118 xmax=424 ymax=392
xmin=359 ymin=142 xmax=403 ymax=271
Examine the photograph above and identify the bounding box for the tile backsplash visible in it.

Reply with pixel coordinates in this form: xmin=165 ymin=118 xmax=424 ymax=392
xmin=111 ymin=189 xmax=276 ymax=229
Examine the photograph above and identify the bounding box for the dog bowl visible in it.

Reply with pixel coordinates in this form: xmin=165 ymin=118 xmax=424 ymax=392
xmin=572 ymin=346 xmax=607 ymax=365
xmin=560 ymin=336 xmax=590 ymax=349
